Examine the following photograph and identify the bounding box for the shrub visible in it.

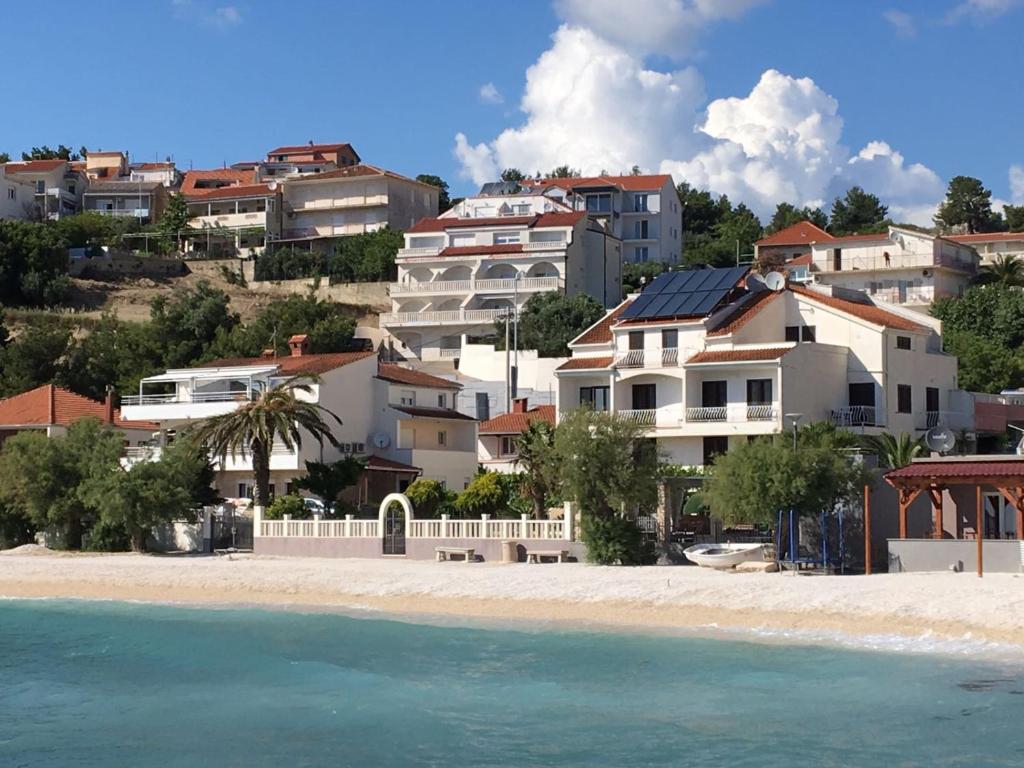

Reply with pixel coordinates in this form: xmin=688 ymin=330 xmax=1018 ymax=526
xmin=453 ymin=472 xmax=508 ymax=518
xmin=264 ymin=494 xmax=309 ymax=520
xmin=580 ymin=514 xmax=655 ymax=566
xmin=404 ymin=479 xmax=454 ymax=518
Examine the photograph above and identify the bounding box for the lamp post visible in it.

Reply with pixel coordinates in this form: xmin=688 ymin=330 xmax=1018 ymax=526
xmin=785 ymin=412 xmax=804 ymax=451
xmin=512 ymin=271 xmax=524 ymax=399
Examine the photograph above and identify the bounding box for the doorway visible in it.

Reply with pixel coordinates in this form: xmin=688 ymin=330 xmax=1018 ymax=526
xmin=383 ymin=501 xmax=407 ymax=555
xmin=983 ymin=493 xmax=1017 ymax=539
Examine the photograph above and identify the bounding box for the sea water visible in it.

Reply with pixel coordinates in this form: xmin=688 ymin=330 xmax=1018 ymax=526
xmin=1 ymin=600 xmax=1023 ymax=767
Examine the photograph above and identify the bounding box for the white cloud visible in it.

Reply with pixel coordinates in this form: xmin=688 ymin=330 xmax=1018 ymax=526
xmin=944 ymin=0 xmax=1023 ymax=24
xmin=172 ymin=0 xmax=242 ymax=28
xmin=554 ymin=0 xmax=766 ymax=57
xmin=882 ymin=8 xmax=916 ymax=36
xmin=454 ymin=133 xmax=499 ymax=185
xmin=478 ymin=83 xmax=503 ymax=105
xmin=843 ymin=141 xmax=945 ymax=224
xmin=1010 ymin=164 xmax=1024 ymax=203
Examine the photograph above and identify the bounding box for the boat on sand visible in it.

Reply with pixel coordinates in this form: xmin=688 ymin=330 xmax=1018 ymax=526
xmin=683 ymin=542 xmax=765 ymax=569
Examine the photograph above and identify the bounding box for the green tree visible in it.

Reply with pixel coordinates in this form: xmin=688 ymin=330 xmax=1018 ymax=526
xmin=934 ymin=176 xmax=1003 ymax=234
xmin=498 ymin=292 xmax=605 ymax=357
xmin=514 ymin=419 xmax=558 ymax=518
xmin=150 ymin=281 xmax=239 ymax=368
xmin=829 ymin=187 xmax=889 ymax=235
xmin=500 ymin=168 xmax=526 ymax=182
xmin=860 ymin=432 xmax=924 ymax=470
xmin=293 ymin=456 xmax=366 ymax=507
xmin=264 ymin=493 xmax=308 ymax=521
xmin=941 ymin=330 xmax=1024 ymax=393
xmin=0 ymin=152 xmax=10 ymax=164
xmin=676 ymin=182 xmax=724 ymax=237
xmin=0 ymin=319 xmax=74 ymax=397
xmin=404 ymin=478 xmax=454 ymax=518
xmin=979 ymin=254 xmax=1024 ymax=286
xmin=0 ymin=418 xmax=123 ymax=549
xmin=932 ymin=284 xmax=1024 ymax=350
xmin=191 ymin=378 xmax=341 ymax=508
xmin=453 ymin=472 xmax=508 ymax=518
xmin=622 ymin=261 xmax=670 ymax=295
xmin=714 ymin=203 xmax=763 ymax=262
xmin=0 ymin=218 xmax=73 ymax=306
xmin=22 ymin=145 xmax=80 ymax=161
xmin=157 ymin=193 xmax=192 ymax=251
xmin=59 ymin=314 xmax=159 ymax=400
xmin=767 ymin=202 xmax=828 ymax=233
xmin=1004 ymin=204 xmax=1024 ymax=231
xmin=211 ymin=294 xmax=356 ymax=359
xmin=415 ymin=174 xmax=451 ymax=213
xmin=545 ymin=165 xmax=580 ymax=178
xmin=553 ymin=409 xmax=660 ymax=564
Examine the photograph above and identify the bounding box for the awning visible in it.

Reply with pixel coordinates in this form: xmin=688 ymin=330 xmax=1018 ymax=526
xmin=141 ymin=365 xmax=279 ymax=384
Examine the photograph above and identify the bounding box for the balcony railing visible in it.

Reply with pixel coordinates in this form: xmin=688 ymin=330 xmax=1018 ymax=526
xmin=746 ymin=404 xmax=776 ymax=421
xmin=121 ymin=390 xmax=256 ymax=407
xmin=615 ymin=349 xmax=646 ymax=368
xmin=618 ymin=409 xmax=657 ymax=426
xmin=686 ymin=406 xmax=727 ymax=422
xmin=380 ymin=308 xmax=507 ymax=326
xmin=819 ymin=252 xmax=976 ymax=274
xmin=438 ymin=348 xmax=461 ymax=359
xmin=829 ymin=406 xmax=879 ymax=427
xmin=662 ymin=348 xmax=678 ymax=366
xmin=389 ymin=276 xmax=561 ymax=295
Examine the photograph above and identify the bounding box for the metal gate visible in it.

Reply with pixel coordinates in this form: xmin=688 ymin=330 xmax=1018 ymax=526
xmin=383 ymin=504 xmax=406 ymax=555
xmin=210 ymin=511 xmax=254 ymax=551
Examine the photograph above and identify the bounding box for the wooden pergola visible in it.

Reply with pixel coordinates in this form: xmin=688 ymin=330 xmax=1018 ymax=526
xmin=884 ymin=458 xmax=1024 ymax=577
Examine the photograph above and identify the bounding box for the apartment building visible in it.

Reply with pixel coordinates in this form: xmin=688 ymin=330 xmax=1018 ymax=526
xmin=183 ymin=180 xmax=282 ymax=256
xmin=524 ymin=174 xmax=681 ymax=265
xmin=119 ymin=337 xmax=478 ymax=502
xmin=1 ymin=159 xmax=86 ymax=219
xmin=756 ymin=221 xmax=979 ymax=308
xmin=84 ymin=151 xmax=128 ymax=180
xmin=0 ymin=166 xmax=34 ymax=220
xmin=946 ymin=231 xmax=1024 ymax=265
xmin=266 ymin=141 xmax=361 ymax=167
xmin=381 ymin=197 xmax=622 ymax=361
xmin=279 ymin=165 xmax=439 ymax=246
xmin=130 ymin=162 xmax=181 ymax=187
xmin=82 ymin=180 xmax=169 ymax=224
xmin=554 ymin=267 xmax=962 ymax=467
xmin=477 ymin=397 xmax=555 ymax=473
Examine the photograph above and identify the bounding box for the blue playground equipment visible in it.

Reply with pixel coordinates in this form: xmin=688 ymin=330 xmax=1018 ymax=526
xmin=775 ymin=507 xmax=846 ymax=573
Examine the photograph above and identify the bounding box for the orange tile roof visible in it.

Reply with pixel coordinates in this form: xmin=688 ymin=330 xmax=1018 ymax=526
xmin=556 ymin=356 xmax=614 ymax=371
xmin=686 ymin=347 xmax=791 ymax=364
xmin=3 ymin=159 xmax=66 ymax=174
xmin=407 ymin=211 xmax=585 ymax=233
xmin=787 ymin=253 xmax=813 ymax=266
xmin=947 ymin=231 xmax=1024 ymax=244
xmin=707 ymin=290 xmax=782 ymax=336
xmin=825 ymin=231 xmax=891 ymax=243
xmin=755 ymin=220 xmax=833 ymax=246
xmin=132 ymin=162 xmax=175 ymax=170
xmin=365 ymin=454 xmax=421 ymax=473
xmin=529 ymin=174 xmax=673 ymax=192
xmin=180 ymin=168 xmax=257 ymax=196
xmin=572 ymin=300 xmax=632 ymax=345
xmin=268 ymin=142 xmax=357 ymax=156
xmin=789 ymin=285 xmax=929 ymax=332
xmin=0 ymin=385 xmax=157 ymax=430
xmin=479 ymin=405 xmax=555 ymax=435
xmin=376 ymin=364 xmax=461 ymax=390
xmin=288 ymin=163 xmax=430 ymax=187
xmin=184 ymin=183 xmax=276 ymax=202
xmin=202 ymin=351 xmax=375 ymax=376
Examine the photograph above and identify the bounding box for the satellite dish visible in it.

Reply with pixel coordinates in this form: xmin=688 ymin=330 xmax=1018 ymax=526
xmin=372 ymin=432 xmax=391 ymax=449
xmin=764 ymin=272 xmax=786 ymax=292
xmin=925 ymin=426 xmax=955 ymax=455
xmin=747 ymin=272 xmax=767 ymax=291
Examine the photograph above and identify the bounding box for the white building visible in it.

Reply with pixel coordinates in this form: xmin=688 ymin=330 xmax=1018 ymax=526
xmin=477 ymin=398 xmax=555 ymax=473
xmin=382 ymin=200 xmax=622 ymax=361
xmin=0 ymin=166 xmax=35 ymax=220
xmin=946 ymin=231 xmax=1024 ymax=265
xmin=183 ymin=181 xmax=283 ymax=256
xmin=130 ymin=161 xmax=181 ymax=187
xmin=554 ymin=268 xmax=963 ymax=467
xmin=119 ymin=336 xmax=478 ymax=502
xmin=1 ymin=159 xmax=86 ymax=219
xmin=523 ymin=174 xmax=681 ymax=265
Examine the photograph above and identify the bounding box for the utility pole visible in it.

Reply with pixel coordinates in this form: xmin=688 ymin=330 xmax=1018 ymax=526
xmin=512 ymin=272 xmax=523 ymax=400
xmin=504 ymin=309 xmax=511 ymax=413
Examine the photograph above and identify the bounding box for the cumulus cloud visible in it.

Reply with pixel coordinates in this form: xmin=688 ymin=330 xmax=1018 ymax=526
xmin=842 ymin=142 xmax=945 ymax=224
xmin=1010 ymin=164 xmax=1024 ymax=203
xmin=944 ymin=0 xmax=1023 ymax=24
xmin=554 ymin=0 xmax=766 ymax=57
xmin=478 ymin=83 xmax=503 ymax=105
xmin=883 ymin=8 xmax=916 ymax=36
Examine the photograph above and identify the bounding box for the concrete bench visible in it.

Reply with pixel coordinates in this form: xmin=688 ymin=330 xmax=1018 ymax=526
xmin=435 ymin=546 xmax=476 ymax=563
xmin=526 ymin=549 xmax=569 ymax=564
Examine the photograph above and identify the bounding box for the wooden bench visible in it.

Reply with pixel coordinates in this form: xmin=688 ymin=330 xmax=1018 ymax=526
xmin=435 ymin=546 xmax=476 ymax=563
xmin=526 ymin=549 xmax=569 ymax=564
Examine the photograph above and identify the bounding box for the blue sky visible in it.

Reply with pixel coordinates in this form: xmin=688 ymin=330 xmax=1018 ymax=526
xmin=2 ymin=0 xmax=1022 ymax=221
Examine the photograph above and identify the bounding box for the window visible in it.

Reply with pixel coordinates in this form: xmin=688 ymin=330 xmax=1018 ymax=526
xmin=897 ymin=384 xmax=912 ymax=414
xmin=926 ymin=387 xmax=940 ymax=427
xmin=634 ymin=220 xmax=649 ymax=239
xmin=631 ymin=383 xmax=656 ymax=410
xmin=586 ymin=193 xmax=612 ymax=213
xmin=785 ymin=325 xmax=815 ymax=342
xmin=634 ymin=194 xmax=648 ymax=212
xmin=437 ymin=393 xmax=446 ymax=408
xmin=399 ymin=390 xmax=415 ymax=406
xmin=746 ymin=379 xmax=772 ymax=405
xmin=580 ymin=386 xmax=610 ymax=411
xmin=661 ymin=329 xmax=678 ymax=349
xmin=237 ymin=483 xmax=250 ymax=499
xmin=802 ymin=326 xmax=816 ymax=342
xmin=6 ymin=188 xmax=14 ymax=200
xmin=499 ymin=436 xmax=516 ymax=456
xmin=634 ymin=246 xmax=649 ymax=263
xmin=833 ymin=248 xmax=842 ymax=271
xmin=701 ymin=380 xmax=727 ymax=408
xmin=494 ymin=231 xmax=521 ymax=244
xmin=437 ymin=431 xmax=447 ymax=446
xmin=35 ymin=180 xmax=44 ymax=194
xmin=628 ymin=330 xmax=644 ymax=350
xmin=896 ymin=336 xmax=912 ymax=350
xmin=703 ymin=436 xmax=729 ymax=466
xmin=785 ymin=325 xmax=800 ymax=342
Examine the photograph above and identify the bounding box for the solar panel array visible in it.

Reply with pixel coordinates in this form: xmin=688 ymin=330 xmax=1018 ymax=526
xmin=620 ymin=267 xmax=749 ymax=321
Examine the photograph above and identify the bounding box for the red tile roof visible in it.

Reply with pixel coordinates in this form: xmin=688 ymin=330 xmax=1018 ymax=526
xmin=825 ymin=232 xmax=892 ymax=243
xmin=885 ymin=459 xmax=1024 ymax=481
xmin=407 ymin=211 xmax=585 ymax=234
xmin=202 ymin=351 xmax=375 ymax=376
xmin=686 ymin=347 xmax=791 ymax=364
xmin=556 ymin=356 xmax=614 ymax=371
xmin=947 ymin=231 xmax=1024 ymax=244
xmin=3 ymin=159 xmax=66 ymax=174
xmin=529 ymin=174 xmax=673 ymax=192
xmin=376 ymin=364 xmax=461 ymax=390
xmin=180 ymin=168 xmax=257 ymax=196
xmin=572 ymin=300 xmax=633 ymax=345
xmin=0 ymin=385 xmax=157 ymax=430
xmin=707 ymin=290 xmax=782 ymax=336
xmin=287 ymin=163 xmax=429 ymax=187
xmin=392 ymin=405 xmax=476 ymax=421
xmin=365 ymin=454 xmax=421 ymax=473
xmin=479 ymin=405 xmax=555 ymax=435
xmin=184 ymin=183 xmax=276 ymax=202
xmin=755 ymin=220 xmax=834 ymax=246
xmin=789 ymin=285 xmax=928 ymax=332
xmin=787 ymin=253 xmax=813 ymax=266
xmin=132 ymin=162 xmax=175 ymax=170
xmin=267 ymin=142 xmax=357 ymax=156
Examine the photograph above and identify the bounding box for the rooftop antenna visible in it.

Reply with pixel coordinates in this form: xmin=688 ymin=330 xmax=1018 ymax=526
xmin=925 ymin=426 xmax=956 ymax=455
xmin=765 ymin=272 xmax=786 ymax=291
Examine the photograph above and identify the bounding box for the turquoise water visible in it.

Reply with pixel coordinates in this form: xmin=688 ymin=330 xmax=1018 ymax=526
xmin=1 ymin=601 xmax=1023 ymax=767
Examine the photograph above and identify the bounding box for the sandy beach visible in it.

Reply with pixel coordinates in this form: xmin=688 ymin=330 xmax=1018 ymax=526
xmin=2 ymin=550 xmax=1023 ymax=652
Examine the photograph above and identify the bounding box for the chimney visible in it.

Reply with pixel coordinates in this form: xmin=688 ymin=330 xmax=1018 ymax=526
xmin=47 ymin=385 xmax=56 ymax=425
xmin=288 ymin=334 xmax=310 ymax=357
xmin=512 ymin=397 xmax=528 ymax=414
xmin=104 ymin=386 xmax=116 ymax=425
xmin=261 ymin=348 xmax=275 ymax=359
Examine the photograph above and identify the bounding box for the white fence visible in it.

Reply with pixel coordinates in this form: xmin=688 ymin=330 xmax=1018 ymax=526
xmin=259 ymin=513 xmax=569 ymax=541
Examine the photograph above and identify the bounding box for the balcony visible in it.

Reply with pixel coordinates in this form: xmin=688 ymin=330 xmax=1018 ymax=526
xmin=291 ymin=195 xmax=387 ymax=211
xmin=120 ymin=388 xmax=262 ymax=423
xmin=389 ymin=276 xmax=561 ymax=296
xmin=686 ymin=406 xmax=727 ymax=422
xmin=121 ymin=390 xmax=256 ymax=407
xmin=829 ymin=406 xmax=880 ymax=428
xmin=380 ymin=308 xmax=507 ymax=327
xmin=90 ymin=208 xmax=150 ymax=218
xmin=191 ymin=211 xmax=266 ymax=230
xmin=614 ymin=348 xmax=681 ymax=370
xmin=685 ymin=404 xmax=779 ymax=424
xmin=819 ymin=252 xmax=976 ymax=274
xmin=618 ymin=409 xmax=657 ymax=426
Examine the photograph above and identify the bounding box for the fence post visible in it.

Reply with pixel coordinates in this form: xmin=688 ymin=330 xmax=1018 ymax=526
xmin=442 ymin=514 xmax=450 ymax=539
xmin=563 ymin=501 xmax=575 ymax=541
xmin=345 ymin=514 xmax=353 ymax=537
xmin=521 ymin=513 xmax=529 ymax=540
xmin=283 ymin=514 xmax=291 ymax=536
xmin=313 ymin=513 xmax=321 ymax=537
xmin=481 ymin=514 xmax=490 ymax=538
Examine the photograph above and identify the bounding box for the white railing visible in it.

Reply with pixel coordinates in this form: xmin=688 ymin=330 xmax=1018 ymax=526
xmin=746 ymin=404 xmax=776 ymax=421
xmin=389 ymin=276 xmax=561 ymax=295
xmin=437 ymin=348 xmax=461 ymax=359
xmin=830 ymin=406 xmax=880 ymax=427
xmin=662 ymin=348 xmax=679 ymax=366
xmin=123 ymin=446 xmax=162 ymax=461
xmin=260 ymin=514 xmax=568 ymax=541
xmin=523 ymin=240 xmax=566 ymax=250
xmin=618 ymin=409 xmax=657 ymax=426
xmin=380 ymin=308 xmax=506 ymax=326
xmin=686 ymin=406 xmax=727 ymax=422
xmin=397 ymin=246 xmax=444 ymax=257
xmin=121 ymin=393 xmax=177 ymax=406
xmin=615 ymin=349 xmax=646 ymax=368
xmin=822 ymin=251 xmax=976 ymax=274
xmin=121 ymin=390 xmax=256 ymax=406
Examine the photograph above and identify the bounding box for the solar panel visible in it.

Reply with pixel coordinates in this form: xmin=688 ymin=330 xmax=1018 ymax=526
xmin=621 ymin=267 xmax=749 ymax=321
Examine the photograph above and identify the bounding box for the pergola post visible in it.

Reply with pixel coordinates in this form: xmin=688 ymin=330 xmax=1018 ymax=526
xmin=976 ymin=485 xmax=984 ymax=578
xmin=926 ymin=487 xmax=943 ymax=540
xmin=863 ymin=483 xmax=872 ymax=575
xmin=897 ymin=487 xmax=922 ymax=539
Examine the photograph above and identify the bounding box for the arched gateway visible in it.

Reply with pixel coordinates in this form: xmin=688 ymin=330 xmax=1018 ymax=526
xmin=378 ymin=493 xmax=413 ymax=555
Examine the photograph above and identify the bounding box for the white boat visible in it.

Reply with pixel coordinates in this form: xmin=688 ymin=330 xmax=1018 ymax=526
xmin=683 ymin=542 xmax=765 ymax=569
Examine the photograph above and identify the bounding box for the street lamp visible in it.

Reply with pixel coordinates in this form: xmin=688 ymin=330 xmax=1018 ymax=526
xmin=512 ymin=271 xmax=525 ymax=399
xmin=785 ymin=412 xmax=804 ymax=450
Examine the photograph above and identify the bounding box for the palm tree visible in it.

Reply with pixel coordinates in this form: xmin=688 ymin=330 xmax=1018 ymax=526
xmin=979 ymin=254 xmax=1024 ymax=286
xmin=860 ymin=432 xmax=924 ymax=469
xmin=190 ymin=378 xmax=341 ymax=509
xmin=514 ymin=419 xmax=557 ymax=519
